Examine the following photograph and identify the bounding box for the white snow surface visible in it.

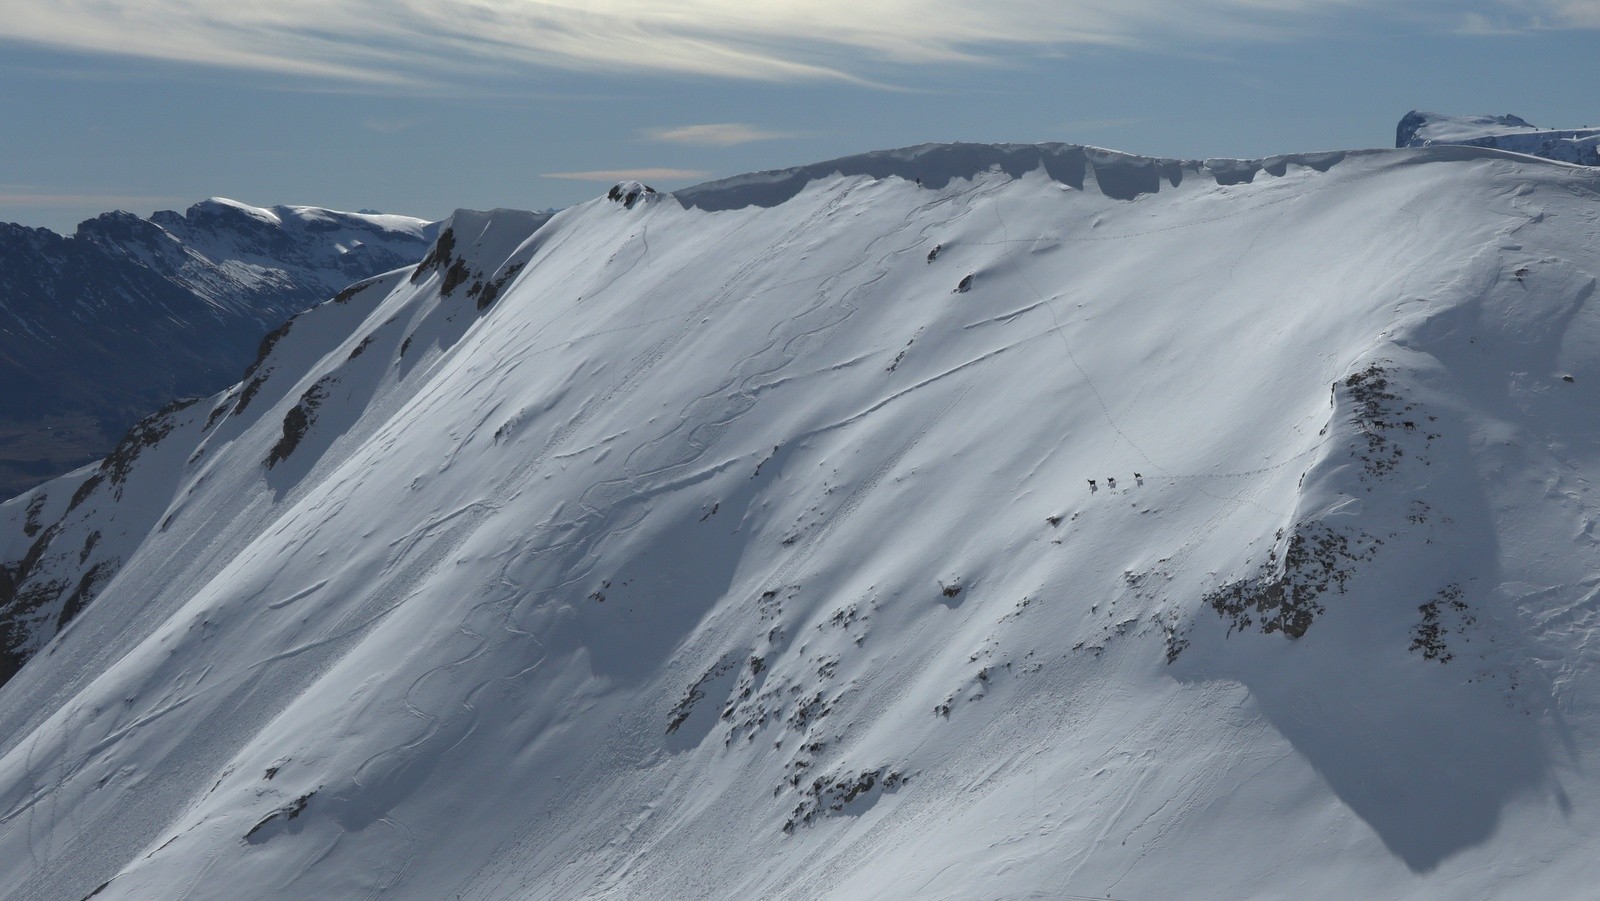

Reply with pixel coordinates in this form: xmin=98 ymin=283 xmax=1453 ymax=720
xmin=148 ymin=198 xmax=436 ymax=311
xmin=1 ymin=142 xmax=1598 ymax=899
xmin=1399 ymin=111 xmax=1600 ymax=166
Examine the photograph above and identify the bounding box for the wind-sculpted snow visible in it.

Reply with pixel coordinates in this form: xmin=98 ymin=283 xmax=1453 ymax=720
xmin=1 ymin=143 xmax=1599 ymax=899
xmin=674 ymin=141 xmax=1355 ymax=211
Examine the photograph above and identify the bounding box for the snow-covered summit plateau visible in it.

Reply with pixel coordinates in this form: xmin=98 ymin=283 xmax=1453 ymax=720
xmin=2 ymin=139 xmax=1598 ymax=899
xmin=1399 ymin=110 xmax=1600 ymax=166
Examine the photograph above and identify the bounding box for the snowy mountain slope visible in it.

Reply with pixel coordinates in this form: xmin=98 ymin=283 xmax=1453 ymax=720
xmin=0 ymin=200 xmax=436 ymax=498
xmin=0 ymin=142 xmax=1598 ymax=899
xmin=1399 ymin=110 xmax=1600 ymax=166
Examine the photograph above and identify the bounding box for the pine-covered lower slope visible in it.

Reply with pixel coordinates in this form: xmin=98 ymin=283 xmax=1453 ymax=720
xmin=0 ymin=144 xmax=1596 ymax=899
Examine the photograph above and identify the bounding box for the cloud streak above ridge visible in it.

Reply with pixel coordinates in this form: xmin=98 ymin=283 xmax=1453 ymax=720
xmin=542 ymin=168 xmax=711 ymax=182
xmin=0 ymin=1 xmax=1592 ymax=87
xmin=0 ymin=0 xmax=1477 ymax=86
xmin=641 ymin=124 xmax=795 ymax=146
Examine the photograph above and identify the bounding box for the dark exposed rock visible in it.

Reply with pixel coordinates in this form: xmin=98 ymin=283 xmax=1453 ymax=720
xmin=102 ymin=397 xmax=200 ymax=492
xmin=608 ymin=182 xmax=656 ymax=210
xmin=265 ymin=382 xmax=329 ymax=469
xmin=469 ymin=261 xmax=525 ymax=311
xmin=55 ymin=561 xmax=116 ymax=631
xmin=411 ymin=227 xmax=457 ymax=283
xmin=1411 ymin=584 xmax=1475 ymax=663
xmin=441 ymin=258 xmax=473 ymax=296
xmin=1203 ymin=523 xmax=1382 ymax=640
xmin=244 ymin=790 xmax=317 ymax=842
xmin=784 ymin=768 xmax=907 ymax=832
xmin=1339 ymin=363 xmax=1439 ymax=483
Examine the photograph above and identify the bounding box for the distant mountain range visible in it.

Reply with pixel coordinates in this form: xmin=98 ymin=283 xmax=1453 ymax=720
xmin=0 ymin=198 xmax=435 ymax=498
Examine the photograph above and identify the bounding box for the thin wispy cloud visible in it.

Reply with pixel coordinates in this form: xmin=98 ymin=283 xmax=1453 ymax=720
xmin=1453 ymin=12 xmax=1530 ymax=34
xmin=641 ymin=124 xmax=794 ymax=147
xmin=362 ymin=117 xmax=423 ymax=134
xmin=1058 ymin=117 xmax=1147 ymax=133
xmin=1454 ymin=1 xmax=1600 ymax=35
xmin=1501 ymin=0 xmax=1600 ymax=27
xmin=0 ymin=1 xmax=1541 ymax=88
xmin=0 ymin=187 xmax=184 ymax=209
xmin=541 ymin=168 xmax=711 ymax=183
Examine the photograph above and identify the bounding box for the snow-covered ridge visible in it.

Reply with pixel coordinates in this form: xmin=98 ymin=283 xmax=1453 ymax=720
xmin=1 ymin=142 xmax=1599 ymax=899
xmin=675 ymin=141 xmax=1456 ymax=211
xmin=1398 ymin=110 xmax=1600 ymax=166
xmin=409 ymin=207 xmax=553 ymax=304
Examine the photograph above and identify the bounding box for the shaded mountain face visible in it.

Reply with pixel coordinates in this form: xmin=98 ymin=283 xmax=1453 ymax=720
xmin=0 ymin=144 xmax=1598 ymax=900
xmin=0 ymin=199 xmax=435 ymax=498
xmin=1398 ymin=110 xmax=1600 ymax=166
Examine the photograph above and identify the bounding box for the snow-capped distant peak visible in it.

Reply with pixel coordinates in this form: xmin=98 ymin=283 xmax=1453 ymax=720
xmin=270 ymin=204 xmax=432 ymax=239
xmin=196 ymin=197 xmax=284 ymax=227
xmin=1397 ymin=111 xmax=1540 ymax=146
xmin=1396 ymin=110 xmax=1600 ymax=166
xmin=140 ymin=198 xmax=441 ymax=305
xmin=155 ymin=198 xmax=432 ymax=240
xmin=0 ymin=196 xmax=441 ymax=497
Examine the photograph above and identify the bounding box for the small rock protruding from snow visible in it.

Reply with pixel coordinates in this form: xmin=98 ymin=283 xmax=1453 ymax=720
xmin=608 ymin=181 xmax=657 ymax=210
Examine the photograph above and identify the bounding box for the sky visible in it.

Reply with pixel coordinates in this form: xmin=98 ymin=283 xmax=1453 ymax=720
xmin=0 ymin=0 xmax=1597 ymax=232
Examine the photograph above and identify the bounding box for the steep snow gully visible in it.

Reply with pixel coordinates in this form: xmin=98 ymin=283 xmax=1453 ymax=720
xmin=2 ymin=141 xmax=1600 ymax=899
